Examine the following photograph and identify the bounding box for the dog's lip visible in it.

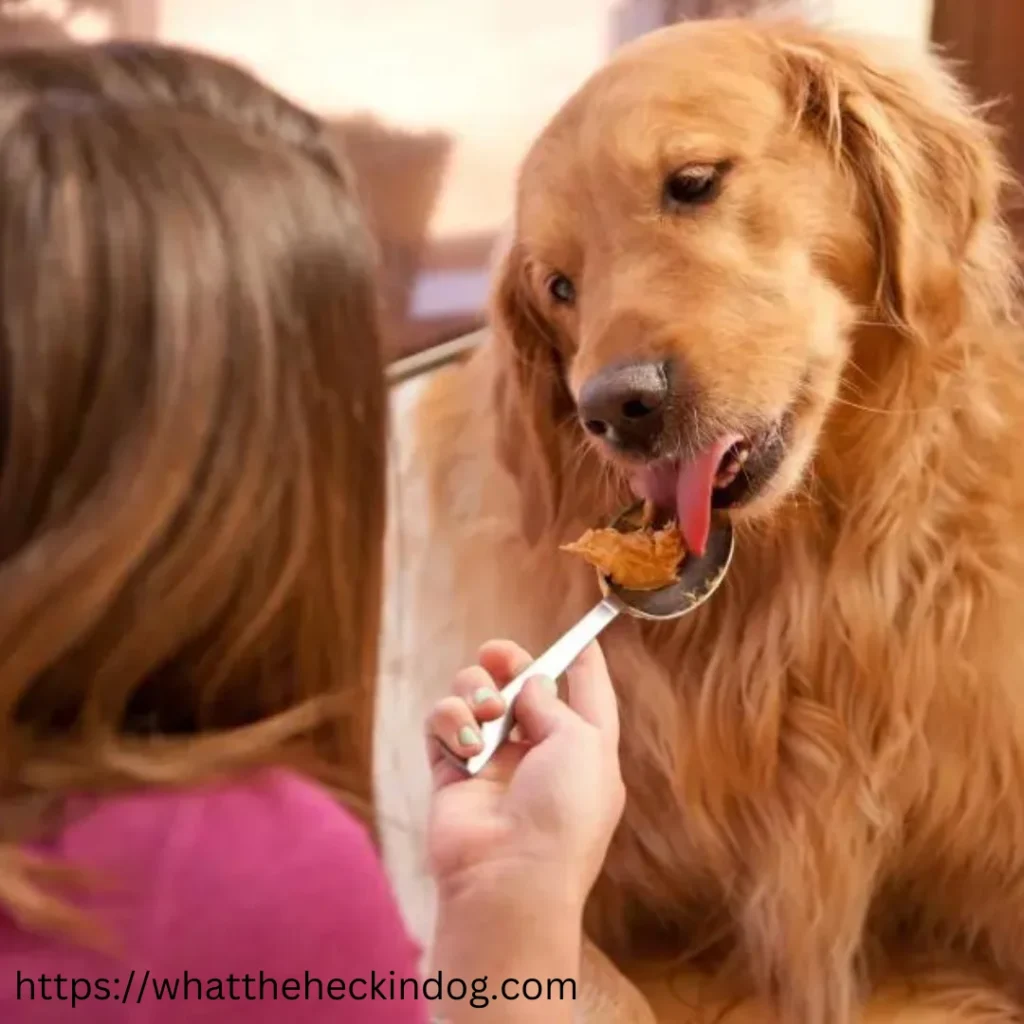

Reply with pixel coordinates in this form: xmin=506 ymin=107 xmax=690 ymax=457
xmin=627 ymin=423 xmax=784 ymax=518
xmin=627 ymin=436 xmax=751 ymax=508
xmin=627 ymin=433 xmax=747 ymax=554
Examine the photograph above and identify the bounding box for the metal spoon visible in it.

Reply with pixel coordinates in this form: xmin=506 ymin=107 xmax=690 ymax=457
xmin=454 ymin=502 xmax=735 ymax=776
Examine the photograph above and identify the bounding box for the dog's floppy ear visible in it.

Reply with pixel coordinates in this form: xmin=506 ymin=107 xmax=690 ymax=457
xmin=778 ymin=30 xmax=1013 ymax=339
xmin=491 ymin=244 xmax=576 ymax=545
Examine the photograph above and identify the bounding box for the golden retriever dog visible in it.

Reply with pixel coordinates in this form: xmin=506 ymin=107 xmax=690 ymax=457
xmin=376 ymin=16 xmax=1024 ymax=1024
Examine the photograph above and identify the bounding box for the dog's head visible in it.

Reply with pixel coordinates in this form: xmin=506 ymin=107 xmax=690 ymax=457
xmin=493 ymin=19 xmax=1011 ymax=551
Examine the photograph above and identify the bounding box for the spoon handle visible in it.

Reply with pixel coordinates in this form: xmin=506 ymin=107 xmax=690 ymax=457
xmin=459 ymin=595 xmax=625 ymax=776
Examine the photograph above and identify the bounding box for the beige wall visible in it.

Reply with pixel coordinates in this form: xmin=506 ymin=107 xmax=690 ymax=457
xmin=824 ymin=0 xmax=934 ymax=43
xmin=154 ymin=0 xmax=621 ymax=240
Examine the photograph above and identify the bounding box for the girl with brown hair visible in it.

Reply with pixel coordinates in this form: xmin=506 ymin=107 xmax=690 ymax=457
xmin=0 ymin=42 xmax=624 ymax=1024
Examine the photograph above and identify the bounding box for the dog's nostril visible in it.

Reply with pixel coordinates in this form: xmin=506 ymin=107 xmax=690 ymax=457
xmin=577 ymin=360 xmax=670 ymax=452
xmin=622 ymin=398 xmax=654 ymax=420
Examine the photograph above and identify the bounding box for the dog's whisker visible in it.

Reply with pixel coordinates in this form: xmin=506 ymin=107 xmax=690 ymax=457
xmin=820 ymin=392 xmax=946 ymax=417
xmin=848 ymin=318 xmax=898 ymax=330
xmin=791 ymin=376 xmax=948 ymax=417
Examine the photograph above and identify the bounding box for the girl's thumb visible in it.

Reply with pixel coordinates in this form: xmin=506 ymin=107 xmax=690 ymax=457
xmin=511 ymin=676 xmax=577 ymax=744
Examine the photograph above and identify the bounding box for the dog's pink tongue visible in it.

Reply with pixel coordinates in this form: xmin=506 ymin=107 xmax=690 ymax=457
xmin=675 ymin=435 xmax=742 ymax=556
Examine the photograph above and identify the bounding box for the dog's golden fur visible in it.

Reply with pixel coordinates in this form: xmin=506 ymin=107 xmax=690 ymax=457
xmin=377 ymin=17 xmax=1024 ymax=1024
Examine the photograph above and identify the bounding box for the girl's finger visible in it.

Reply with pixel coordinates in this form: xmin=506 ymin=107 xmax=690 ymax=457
xmin=427 ymin=731 xmax=530 ymax=789
xmin=563 ymin=641 xmax=619 ymax=747
xmin=427 ymin=734 xmax=472 ymax=789
xmin=449 ymin=665 xmax=507 ymax=722
xmin=477 ymin=639 xmax=534 ymax=687
xmin=425 ymin=695 xmax=484 ymax=762
xmin=510 ymin=675 xmax=580 ymax=744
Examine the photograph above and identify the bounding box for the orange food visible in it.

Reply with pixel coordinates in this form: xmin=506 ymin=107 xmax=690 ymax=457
xmin=561 ymin=506 xmax=686 ymax=591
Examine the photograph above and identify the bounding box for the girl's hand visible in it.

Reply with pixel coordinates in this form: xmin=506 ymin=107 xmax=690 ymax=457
xmin=425 ymin=639 xmax=625 ymax=911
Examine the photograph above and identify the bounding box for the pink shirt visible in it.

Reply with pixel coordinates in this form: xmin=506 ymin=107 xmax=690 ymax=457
xmin=0 ymin=769 xmax=428 ymax=1022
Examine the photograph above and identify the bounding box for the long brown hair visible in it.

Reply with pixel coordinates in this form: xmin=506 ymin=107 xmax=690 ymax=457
xmin=0 ymin=43 xmax=386 ymax=939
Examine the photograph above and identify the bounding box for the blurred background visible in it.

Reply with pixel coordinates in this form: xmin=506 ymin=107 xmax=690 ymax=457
xmin=0 ymin=0 xmax=1019 ymax=363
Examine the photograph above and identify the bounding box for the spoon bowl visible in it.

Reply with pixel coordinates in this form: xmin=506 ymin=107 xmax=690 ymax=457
xmin=455 ymin=501 xmax=735 ymax=775
xmin=598 ymin=501 xmax=735 ymax=620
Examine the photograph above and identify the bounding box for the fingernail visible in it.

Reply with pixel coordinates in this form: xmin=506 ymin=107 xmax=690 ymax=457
xmin=472 ymin=687 xmax=500 ymax=707
xmin=536 ymin=676 xmax=558 ymax=695
xmin=458 ymin=726 xmax=481 ymax=748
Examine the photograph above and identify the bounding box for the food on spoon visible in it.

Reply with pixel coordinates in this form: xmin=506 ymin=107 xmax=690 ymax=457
xmin=561 ymin=501 xmax=686 ymax=591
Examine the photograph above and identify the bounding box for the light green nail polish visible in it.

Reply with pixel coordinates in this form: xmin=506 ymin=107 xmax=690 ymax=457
xmin=472 ymin=687 xmax=497 ymax=706
xmin=538 ymin=676 xmax=558 ymax=695
xmin=458 ymin=726 xmax=480 ymax=748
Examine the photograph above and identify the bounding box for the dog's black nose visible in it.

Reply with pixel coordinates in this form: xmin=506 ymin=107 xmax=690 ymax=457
xmin=578 ymin=361 xmax=669 ymax=454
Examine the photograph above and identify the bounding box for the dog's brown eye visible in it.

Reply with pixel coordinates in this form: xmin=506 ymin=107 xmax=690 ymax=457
xmin=663 ymin=164 xmax=724 ymax=209
xmin=547 ymin=273 xmax=576 ymax=305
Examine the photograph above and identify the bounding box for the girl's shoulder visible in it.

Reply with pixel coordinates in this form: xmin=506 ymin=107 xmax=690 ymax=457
xmin=0 ymin=770 xmax=423 ymax=1019
xmin=2 ymin=770 xmax=424 ymax=1021
xmin=59 ymin=767 xmax=374 ymax=885
xmin=69 ymin=768 xmax=389 ymax=929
